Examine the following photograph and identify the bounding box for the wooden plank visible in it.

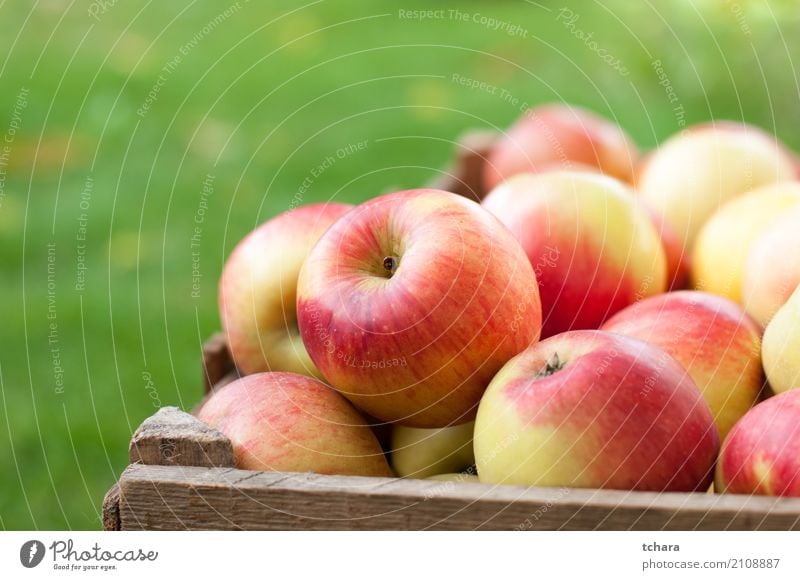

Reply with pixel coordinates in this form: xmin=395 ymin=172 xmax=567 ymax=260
xmin=202 ymin=332 xmax=235 ymax=393
xmin=102 ymin=483 xmax=121 ymax=531
xmin=116 ymin=464 xmax=800 ymax=531
xmin=429 ymin=130 xmax=497 ymax=202
xmin=129 ymin=407 xmax=235 ymax=468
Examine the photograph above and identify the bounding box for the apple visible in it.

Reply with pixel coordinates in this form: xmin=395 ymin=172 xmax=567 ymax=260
xmin=601 ymin=291 xmax=764 ymax=440
xmin=692 ymin=182 xmax=800 ymax=302
xmin=637 ymin=122 xmax=797 ymax=251
xmin=497 ymin=164 xmax=687 ymax=290
xmin=219 ymin=202 xmax=353 ymax=377
xmin=743 ymin=206 xmax=800 ymax=326
xmin=391 ymin=422 xmax=474 ymax=479
xmin=196 ymin=372 xmax=392 ymax=476
xmin=296 ymin=189 xmax=542 ymax=428
xmin=482 ymin=171 xmax=667 ymax=338
xmin=483 ymin=103 xmax=639 ymax=190
xmin=716 ymin=390 xmax=800 ymax=496
xmin=474 ymin=330 xmax=719 ymax=491
xmin=638 ymin=199 xmax=690 ymax=290
xmin=761 ymin=285 xmax=800 ymax=395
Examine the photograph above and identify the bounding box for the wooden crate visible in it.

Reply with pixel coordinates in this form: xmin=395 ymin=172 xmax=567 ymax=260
xmin=102 ymin=333 xmax=800 ymax=531
xmin=102 ymin=138 xmax=800 ymax=530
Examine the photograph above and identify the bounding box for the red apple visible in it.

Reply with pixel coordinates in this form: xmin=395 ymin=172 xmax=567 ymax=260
xmin=601 ymin=291 xmax=764 ymax=440
xmin=474 ymin=330 xmax=719 ymax=491
xmin=716 ymin=390 xmax=800 ymax=496
xmin=484 ymin=103 xmax=639 ymax=190
xmin=482 ymin=171 xmax=667 ymax=338
xmin=296 ymin=189 xmax=542 ymax=428
xmin=196 ymin=372 xmax=392 ymax=476
xmin=219 ymin=202 xmax=352 ymax=377
xmin=638 ymin=200 xmax=690 ymax=290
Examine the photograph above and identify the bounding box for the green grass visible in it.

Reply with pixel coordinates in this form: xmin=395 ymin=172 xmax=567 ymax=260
xmin=1 ymin=0 xmax=799 ymax=529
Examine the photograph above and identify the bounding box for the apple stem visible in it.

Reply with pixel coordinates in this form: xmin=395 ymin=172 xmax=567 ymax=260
xmin=538 ymin=352 xmax=563 ymax=377
xmin=383 ymin=256 xmax=398 ymax=277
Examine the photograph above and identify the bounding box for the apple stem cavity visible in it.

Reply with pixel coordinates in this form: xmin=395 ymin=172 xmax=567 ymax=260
xmin=538 ymin=352 xmax=564 ymax=377
xmin=383 ymin=256 xmax=398 ymax=278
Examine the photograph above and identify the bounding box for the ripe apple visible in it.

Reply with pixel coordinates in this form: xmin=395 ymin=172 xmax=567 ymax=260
xmin=474 ymin=330 xmax=719 ymax=491
xmin=638 ymin=199 xmax=690 ymax=290
xmin=638 ymin=122 xmax=797 ymax=251
xmin=391 ymin=422 xmax=474 ymax=479
xmin=483 ymin=103 xmax=639 ymax=190
xmin=601 ymin=291 xmax=764 ymax=440
xmin=761 ymin=285 xmax=800 ymax=395
xmin=482 ymin=171 xmax=667 ymax=338
xmin=219 ymin=202 xmax=352 ymax=377
xmin=716 ymin=390 xmax=800 ymax=496
xmin=692 ymin=182 xmax=800 ymax=302
xmin=743 ymin=206 xmax=800 ymax=326
xmin=296 ymin=189 xmax=542 ymax=428
xmin=196 ymin=372 xmax=392 ymax=476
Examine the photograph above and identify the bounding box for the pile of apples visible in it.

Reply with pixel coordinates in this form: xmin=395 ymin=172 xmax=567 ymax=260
xmin=198 ymin=103 xmax=800 ymax=497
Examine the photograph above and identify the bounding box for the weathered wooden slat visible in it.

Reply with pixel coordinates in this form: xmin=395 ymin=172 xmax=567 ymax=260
xmin=129 ymin=406 xmax=234 ymax=468
xmin=202 ymin=332 xmax=235 ymax=393
xmin=116 ymin=464 xmax=800 ymax=531
xmin=429 ymin=130 xmax=496 ymax=202
xmin=102 ymin=483 xmax=121 ymax=531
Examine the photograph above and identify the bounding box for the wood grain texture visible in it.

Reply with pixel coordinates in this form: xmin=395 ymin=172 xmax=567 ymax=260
xmin=202 ymin=332 xmax=235 ymax=393
xmin=102 ymin=483 xmax=121 ymax=531
xmin=116 ymin=464 xmax=800 ymax=531
xmin=429 ymin=130 xmax=497 ymax=202
xmin=129 ymin=406 xmax=234 ymax=468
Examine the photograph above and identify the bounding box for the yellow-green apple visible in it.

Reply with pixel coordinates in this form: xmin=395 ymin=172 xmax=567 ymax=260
xmin=474 ymin=330 xmax=719 ymax=491
xmin=296 ymin=189 xmax=542 ymax=428
xmin=601 ymin=291 xmax=764 ymax=440
xmin=743 ymin=206 xmax=800 ymax=326
xmin=484 ymin=103 xmax=639 ymax=190
xmin=196 ymin=372 xmax=392 ymax=476
xmin=391 ymin=422 xmax=474 ymax=479
xmin=638 ymin=122 xmax=798 ymax=251
xmin=716 ymin=390 xmax=800 ymax=496
xmin=762 ymin=285 xmax=800 ymax=395
xmin=219 ymin=202 xmax=352 ymax=377
xmin=482 ymin=171 xmax=667 ymax=338
xmin=692 ymin=182 xmax=800 ymax=302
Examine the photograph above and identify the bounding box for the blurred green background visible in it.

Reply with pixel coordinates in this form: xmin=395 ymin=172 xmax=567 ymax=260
xmin=1 ymin=0 xmax=799 ymax=529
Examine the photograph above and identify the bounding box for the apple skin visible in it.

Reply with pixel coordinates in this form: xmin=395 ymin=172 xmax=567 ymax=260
xmin=743 ymin=206 xmax=800 ymax=326
xmin=482 ymin=171 xmax=667 ymax=338
xmin=716 ymin=390 xmax=800 ymax=496
xmin=196 ymin=372 xmax=392 ymax=476
xmin=474 ymin=330 xmax=719 ymax=491
xmin=601 ymin=291 xmax=764 ymax=440
xmin=638 ymin=122 xmax=798 ymax=251
xmin=638 ymin=199 xmax=690 ymax=290
xmin=484 ymin=103 xmax=639 ymax=190
xmin=296 ymin=189 xmax=542 ymax=428
xmin=761 ymin=285 xmax=800 ymax=395
xmin=391 ymin=422 xmax=474 ymax=479
xmin=692 ymin=182 xmax=800 ymax=302
xmin=219 ymin=202 xmax=353 ymax=377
